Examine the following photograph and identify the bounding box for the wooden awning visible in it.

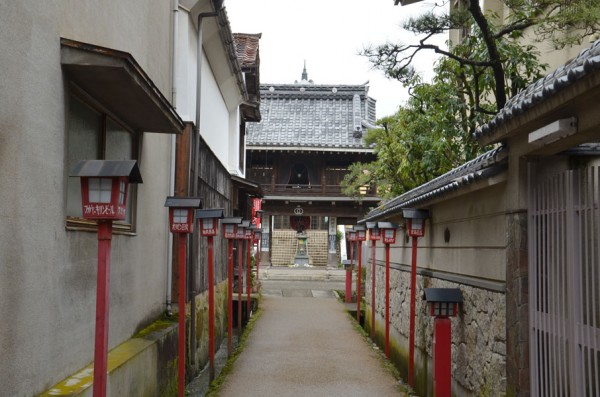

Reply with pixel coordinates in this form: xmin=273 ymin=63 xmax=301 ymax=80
xmin=61 ymin=38 xmax=183 ymax=134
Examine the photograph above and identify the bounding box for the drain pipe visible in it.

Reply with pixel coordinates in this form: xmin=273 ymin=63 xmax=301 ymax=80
xmin=190 ymin=3 xmax=222 ymax=365
xmin=166 ymin=0 xmax=179 ymax=316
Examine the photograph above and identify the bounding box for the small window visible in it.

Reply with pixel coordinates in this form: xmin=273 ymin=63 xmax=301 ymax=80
xmin=66 ymin=94 xmax=138 ymax=233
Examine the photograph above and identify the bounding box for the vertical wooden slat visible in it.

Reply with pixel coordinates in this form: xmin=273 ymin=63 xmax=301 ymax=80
xmin=591 ymin=166 xmax=598 ymax=397
xmin=542 ymin=176 xmax=549 ymax=396
xmin=568 ymin=170 xmax=584 ymax=397
xmin=582 ymin=168 xmax=592 ymax=397
xmin=528 ymin=163 xmax=539 ymax=397
xmin=558 ymin=172 xmax=568 ymax=395
xmin=550 ymin=174 xmax=558 ymax=397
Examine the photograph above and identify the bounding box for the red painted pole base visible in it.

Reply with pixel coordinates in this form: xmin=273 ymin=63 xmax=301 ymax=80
xmin=385 ymin=243 xmax=390 ymax=358
xmin=227 ymin=241 xmax=233 ymax=356
xmin=93 ymin=220 xmax=112 ymax=397
xmin=177 ymin=235 xmax=187 ymax=397
xmin=357 ymin=244 xmax=362 ymax=324
xmin=208 ymin=236 xmax=215 ymax=381
xmin=371 ymin=240 xmax=376 ymax=339
xmin=408 ymin=236 xmax=418 ymax=386
xmin=434 ymin=317 xmax=452 ymax=397
xmin=345 ymin=269 xmax=352 ymax=303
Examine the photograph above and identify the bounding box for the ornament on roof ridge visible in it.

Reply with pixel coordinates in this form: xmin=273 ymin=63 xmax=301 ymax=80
xmin=294 ymin=60 xmax=314 ymax=84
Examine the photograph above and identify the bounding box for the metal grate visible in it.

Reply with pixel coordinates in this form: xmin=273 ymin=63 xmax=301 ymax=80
xmin=529 ymin=165 xmax=600 ymax=396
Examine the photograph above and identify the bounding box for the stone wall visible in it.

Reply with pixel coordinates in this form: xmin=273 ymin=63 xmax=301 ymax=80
xmin=366 ymin=265 xmax=506 ymax=397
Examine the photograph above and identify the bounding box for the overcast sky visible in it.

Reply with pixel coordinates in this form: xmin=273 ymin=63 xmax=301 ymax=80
xmin=225 ymin=0 xmax=444 ymax=119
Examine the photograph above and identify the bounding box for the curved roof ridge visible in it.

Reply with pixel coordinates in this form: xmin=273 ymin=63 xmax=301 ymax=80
xmin=474 ymin=39 xmax=600 ymax=142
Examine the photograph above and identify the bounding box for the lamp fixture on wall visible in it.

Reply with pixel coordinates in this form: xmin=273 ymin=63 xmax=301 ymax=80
xmin=528 ymin=117 xmax=577 ymax=145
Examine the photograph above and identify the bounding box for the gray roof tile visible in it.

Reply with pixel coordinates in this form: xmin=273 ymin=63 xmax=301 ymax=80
xmin=474 ymin=39 xmax=600 ymax=141
xmin=361 ymin=146 xmax=508 ymax=222
xmin=247 ymin=83 xmax=377 ymax=149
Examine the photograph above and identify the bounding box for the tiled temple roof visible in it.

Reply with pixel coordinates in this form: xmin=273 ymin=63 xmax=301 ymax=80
xmin=246 ymin=83 xmax=377 ymax=150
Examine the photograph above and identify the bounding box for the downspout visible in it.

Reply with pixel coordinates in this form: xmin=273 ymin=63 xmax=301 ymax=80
xmin=190 ymin=6 xmax=220 ymax=365
xmin=166 ymin=0 xmax=179 ymax=316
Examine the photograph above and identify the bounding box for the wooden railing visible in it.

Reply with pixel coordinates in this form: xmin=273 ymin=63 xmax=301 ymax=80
xmin=260 ymin=183 xmax=377 ymax=197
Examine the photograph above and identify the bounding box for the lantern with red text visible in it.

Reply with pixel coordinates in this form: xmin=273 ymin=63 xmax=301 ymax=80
xmin=165 ymin=197 xmax=202 ymax=234
xmin=366 ymin=221 xmax=380 ymax=240
xmin=221 ymin=217 xmax=242 ymax=239
xmin=196 ymin=209 xmax=224 ymax=236
xmin=347 ymin=230 xmax=357 ymax=242
xmin=378 ymin=222 xmax=398 ymax=244
xmin=403 ymin=208 xmax=429 ymax=238
xmin=236 ymin=220 xmax=250 ymax=240
xmin=354 ymin=225 xmax=367 ymax=242
xmin=71 ymin=160 xmax=142 ymax=221
xmin=253 ymin=229 xmax=262 ymax=244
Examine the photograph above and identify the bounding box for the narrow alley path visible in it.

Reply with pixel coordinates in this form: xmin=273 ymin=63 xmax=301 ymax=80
xmin=214 ymin=268 xmax=407 ymax=397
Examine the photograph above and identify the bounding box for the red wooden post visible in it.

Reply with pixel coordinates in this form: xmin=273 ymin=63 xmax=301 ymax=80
xmin=345 ymin=261 xmax=352 ymax=303
xmin=385 ymin=242 xmax=390 ymax=358
xmin=237 ymin=239 xmax=243 ymax=335
xmin=246 ymin=236 xmax=251 ymax=318
xmin=371 ymin=239 xmax=376 ymax=339
xmin=93 ymin=220 xmax=112 ymax=397
xmin=349 ymin=241 xmax=354 ymax=301
xmin=207 ymin=235 xmax=215 ymax=381
xmin=356 ymin=242 xmax=362 ymax=323
xmin=227 ymin=240 xmax=233 ymax=355
xmin=434 ymin=317 xmax=452 ymax=397
xmin=408 ymin=235 xmax=418 ymax=386
xmin=177 ymin=234 xmax=186 ymax=397
xmin=424 ymin=287 xmax=462 ymax=397
xmin=71 ymin=160 xmax=142 ymax=397
xmin=255 ymin=235 xmax=261 ymax=285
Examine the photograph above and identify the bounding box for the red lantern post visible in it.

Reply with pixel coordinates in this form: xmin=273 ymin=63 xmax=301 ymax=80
xmin=253 ymin=209 xmax=264 ymax=281
xmin=196 ymin=208 xmax=224 ymax=382
xmin=366 ymin=222 xmax=380 ymax=339
xmin=378 ymin=222 xmax=397 ymax=359
xmin=221 ymin=217 xmax=242 ymax=356
xmin=354 ymin=225 xmax=367 ymax=324
xmin=423 ymin=288 xmax=462 ymax=397
xmin=235 ymin=221 xmax=249 ymax=335
xmin=164 ymin=196 xmax=202 ymax=397
xmin=403 ymin=208 xmax=429 ymax=387
xmin=253 ymin=228 xmax=262 ymax=291
xmin=245 ymin=226 xmax=254 ymax=318
xmin=71 ymin=160 xmax=142 ymax=397
xmin=347 ymin=230 xmax=357 ymax=303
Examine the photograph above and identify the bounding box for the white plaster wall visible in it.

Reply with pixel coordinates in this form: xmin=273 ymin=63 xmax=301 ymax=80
xmin=200 ymin=53 xmax=231 ymax=162
xmin=229 ymin=109 xmax=243 ymax=175
xmin=176 ymin=11 xmax=198 ymax=123
xmin=0 ymin=1 xmax=173 ymax=395
xmin=176 ymin=9 xmax=237 ymax=171
xmin=380 ymin=182 xmax=508 ymax=282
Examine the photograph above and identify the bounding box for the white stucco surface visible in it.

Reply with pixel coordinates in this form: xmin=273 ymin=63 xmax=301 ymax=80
xmin=0 ymin=1 xmax=175 ymax=395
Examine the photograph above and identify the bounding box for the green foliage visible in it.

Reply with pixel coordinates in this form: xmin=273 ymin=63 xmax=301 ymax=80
xmin=342 ymin=0 xmax=595 ymax=198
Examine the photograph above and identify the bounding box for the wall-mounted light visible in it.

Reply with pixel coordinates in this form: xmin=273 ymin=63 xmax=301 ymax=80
xmin=528 ymin=117 xmax=577 ymax=145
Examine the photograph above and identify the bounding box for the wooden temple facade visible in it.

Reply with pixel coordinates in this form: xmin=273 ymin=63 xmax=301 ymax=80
xmin=246 ymin=68 xmax=380 ymax=266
